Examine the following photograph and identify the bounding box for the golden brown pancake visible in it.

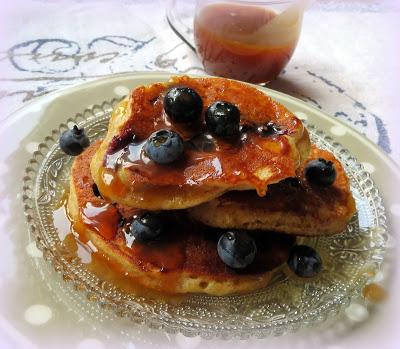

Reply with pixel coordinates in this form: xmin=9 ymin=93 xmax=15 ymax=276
xmin=90 ymin=76 xmax=311 ymax=210
xmin=188 ymin=146 xmax=356 ymax=235
xmin=68 ymin=142 xmax=295 ymax=296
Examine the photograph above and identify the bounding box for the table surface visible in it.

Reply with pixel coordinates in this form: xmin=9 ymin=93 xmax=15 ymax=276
xmin=1 ymin=0 xmax=399 ymax=163
xmin=0 ymin=1 xmax=399 ymax=349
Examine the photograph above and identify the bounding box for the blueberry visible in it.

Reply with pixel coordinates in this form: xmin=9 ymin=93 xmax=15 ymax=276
xmin=239 ymin=123 xmax=255 ymax=134
xmin=59 ymin=125 xmax=90 ymax=156
xmin=144 ymin=129 xmax=184 ymax=164
xmin=258 ymin=121 xmax=285 ymax=137
xmin=164 ymin=87 xmax=203 ymax=123
xmin=305 ymin=158 xmax=337 ymax=186
xmin=130 ymin=213 xmax=163 ymax=242
xmin=217 ymin=231 xmax=257 ymax=269
xmin=205 ymin=101 xmax=240 ymax=138
xmin=287 ymin=245 xmax=322 ymax=278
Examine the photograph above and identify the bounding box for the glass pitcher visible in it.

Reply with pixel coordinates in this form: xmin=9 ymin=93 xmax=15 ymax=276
xmin=193 ymin=0 xmax=307 ymax=83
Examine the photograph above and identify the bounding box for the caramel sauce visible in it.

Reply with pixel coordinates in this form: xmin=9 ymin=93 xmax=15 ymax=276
xmin=106 ymin=120 xmax=293 ymax=197
xmin=61 ymin=233 xmax=185 ymax=302
xmin=122 ymin=223 xmax=186 ymax=272
xmin=118 ymin=215 xmax=295 ymax=277
xmin=96 ymin=167 xmax=126 ymax=202
xmin=194 ymin=3 xmax=301 ymax=83
xmin=53 ymin=199 xmax=71 ymax=241
xmin=58 ymin=185 xmax=295 ymax=297
xmin=54 ymin=200 xmax=94 ymax=263
xmin=60 ymin=77 xmax=305 ymax=296
xmin=362 ymin=283 xmax=388 ymax=304
xmin=107 ymin=100 xmax=134 ymax=154
xmin=81 ymin=202 xmax=121 ymax=240
xmin=135 ymin=243 xmax=186 ymax=271
xmin=100 ymin=77 xmax=303 ymax=200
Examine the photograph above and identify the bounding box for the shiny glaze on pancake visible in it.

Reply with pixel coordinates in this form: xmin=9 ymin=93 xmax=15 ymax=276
xmin=189 ymin=146 xmax=356 ymax=235
xmin=70 ymin=141 xmax=123 ymax=240
xmin=68 ymin=143 xmax=295 ymax=295
xmin=91 ymin=76 xmax=310 ymax=209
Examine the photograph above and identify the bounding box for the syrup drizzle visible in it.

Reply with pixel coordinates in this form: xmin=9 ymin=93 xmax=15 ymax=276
xmin=57 ymin=189 xmax=296 ymax=296
xmin=362 ymin=283 xmax=388 ymax=303
xmin=120 ymin=217 xmax=186 ymax=272
xmin=81 ymin=202 xmax=121 ymax=240
xmin=102 ymin=76 xmax=308 ymax=202
xmin=104 ymin=120 xmax=292 ymax=198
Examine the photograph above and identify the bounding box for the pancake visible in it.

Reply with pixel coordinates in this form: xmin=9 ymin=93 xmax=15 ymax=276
xmin=90 ymin=76 xmax=311 ymax=210
xmin=68 ymin=142 xmax=295 ymax=296
xmin=188 ymin=146 xmax=356 ymax=235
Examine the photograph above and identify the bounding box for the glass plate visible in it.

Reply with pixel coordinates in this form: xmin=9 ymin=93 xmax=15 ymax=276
xmin=22 ymin=99 xmax=389 ymax=339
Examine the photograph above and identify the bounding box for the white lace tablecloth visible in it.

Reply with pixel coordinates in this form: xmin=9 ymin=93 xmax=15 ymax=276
xmin=1 ymin=0 xmax=399 ymax=162
xmin=0 ymin=1 xmax=399 ymax=349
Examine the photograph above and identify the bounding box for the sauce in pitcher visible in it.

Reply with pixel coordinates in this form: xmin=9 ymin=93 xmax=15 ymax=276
xmin=194 ymin=3 xmax=302 ymax=83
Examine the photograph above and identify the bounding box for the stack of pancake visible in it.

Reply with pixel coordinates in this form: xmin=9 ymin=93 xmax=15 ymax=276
xmin=67 ymin=76 xmax=356 ymax=296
